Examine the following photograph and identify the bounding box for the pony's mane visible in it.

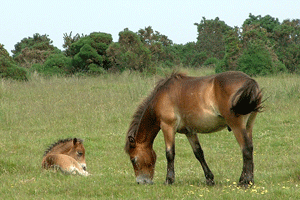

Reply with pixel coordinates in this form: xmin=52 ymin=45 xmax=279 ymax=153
xmin=125 ymin=72 xmax=187 ymax=153
xmin=43 ymin=138 xmax=83 ymax=157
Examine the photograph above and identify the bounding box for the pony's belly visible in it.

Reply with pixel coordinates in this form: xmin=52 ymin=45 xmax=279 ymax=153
xmin=177 ymin=112 xmax=227 ymax=134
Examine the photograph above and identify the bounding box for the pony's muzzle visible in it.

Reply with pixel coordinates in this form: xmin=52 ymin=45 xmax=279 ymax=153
xmin=136 ymin=175 xmax=153 ymax=185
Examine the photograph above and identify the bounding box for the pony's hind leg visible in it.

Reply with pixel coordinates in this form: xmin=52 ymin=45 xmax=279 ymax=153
xmin=230 ymin=114 xmax=256 ymax=187
xmin=186 ymin=133 xmax=214 ymax=186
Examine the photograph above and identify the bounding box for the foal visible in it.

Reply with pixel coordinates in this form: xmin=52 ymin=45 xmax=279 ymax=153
xmin=42 ymin=138 xmax=89 ymax=176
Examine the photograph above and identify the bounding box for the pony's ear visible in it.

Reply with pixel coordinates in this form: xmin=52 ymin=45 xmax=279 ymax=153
xmin=73 ymin=138 xmax=78 ymax=145
xmin=128 ymin=136 xmax=136 ymax=148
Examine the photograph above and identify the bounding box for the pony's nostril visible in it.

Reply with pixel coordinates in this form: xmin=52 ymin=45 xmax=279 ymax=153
xmin=82 ymin=166 xmax=87 ymax=171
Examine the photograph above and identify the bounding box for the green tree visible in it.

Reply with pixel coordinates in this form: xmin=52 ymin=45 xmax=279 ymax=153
xmin=31 ymin=54 xmax=72 ymax=76
xmin=195 ymin=17 xmax=232 ymax=60
xmin=243 ymin=14 xmax=280 ymax=34
xmin=106 ymin=29 xmax=152 ymax=72
xmin=273 ymin=19 xmax=300 ymax=73
xmin=216 ymin=27 xmax=242 ymax=73
xmin=138 ymin=26 xmax=173 ymax=64
xmin=12 ymin=33 xmax=59 ymax=68
xmin=0 ymin=44 xmax=28 ymax=80
xmin=69 ymin=32 xmax=112 ymax=73
xmin=217 ymin=14 xmax=286 ymax=75
xmin=63 ymin=32 xmax=85 ymax=57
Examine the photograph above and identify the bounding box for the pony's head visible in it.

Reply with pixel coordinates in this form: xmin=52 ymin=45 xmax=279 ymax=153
xmin=126 ymin=136 xmax=156 ymax=184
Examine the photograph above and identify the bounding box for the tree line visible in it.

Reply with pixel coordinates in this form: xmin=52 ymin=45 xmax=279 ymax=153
xmin=1 ymin=14 xmax=300 ymax=80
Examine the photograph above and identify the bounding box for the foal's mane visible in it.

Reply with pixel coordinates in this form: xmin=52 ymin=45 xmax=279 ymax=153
xmin=125 ymin=72 xmax=187 ymax=153
xmin=43 ymin=138 xmax=83 ymax=157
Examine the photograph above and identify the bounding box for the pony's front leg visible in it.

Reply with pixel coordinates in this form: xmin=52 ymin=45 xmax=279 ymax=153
xmin=165 ymin=145 xmax=175 ymax=184
xmin=187 ymin=133 xmax=215 ymax=186
xmin=161 ymin=122 xmax=176 ymax=184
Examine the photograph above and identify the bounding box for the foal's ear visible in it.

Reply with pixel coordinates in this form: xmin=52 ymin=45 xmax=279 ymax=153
xmin=73 ymin=138 xmax=78 ymax=145
xmin=128 ymin=136 xmax=136 ymax=148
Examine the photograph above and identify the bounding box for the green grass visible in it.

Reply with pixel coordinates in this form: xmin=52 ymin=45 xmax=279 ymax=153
xmin=1 ymin=68 xmax=300 ymax=199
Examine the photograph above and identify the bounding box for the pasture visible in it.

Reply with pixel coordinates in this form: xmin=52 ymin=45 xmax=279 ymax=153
xmin=1 ymin=68 xmax=300 ymax=199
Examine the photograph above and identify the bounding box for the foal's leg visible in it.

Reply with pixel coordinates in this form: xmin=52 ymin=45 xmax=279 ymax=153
xmin=186 ymin=133 xmax=214 ymax=186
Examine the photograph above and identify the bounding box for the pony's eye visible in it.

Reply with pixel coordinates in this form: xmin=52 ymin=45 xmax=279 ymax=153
xmin=131 ymin=157 xmax=137 ymax=165
xmin=77 ymin=152 xmax=83 ymax=156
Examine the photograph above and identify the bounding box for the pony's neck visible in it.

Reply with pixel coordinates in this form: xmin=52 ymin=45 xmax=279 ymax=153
xmin=135 ymin=108 xmax=161 ymax=147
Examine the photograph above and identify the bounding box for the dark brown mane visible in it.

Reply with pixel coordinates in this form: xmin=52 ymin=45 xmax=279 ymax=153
xmin=125 ymin=72 xmax=187 ymax=153
xmin=43 ymin=138 xmax=83 ymax=157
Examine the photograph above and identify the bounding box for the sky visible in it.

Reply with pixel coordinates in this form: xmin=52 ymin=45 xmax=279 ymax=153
xmin=1 ymin=0 xmax=299 ymax=55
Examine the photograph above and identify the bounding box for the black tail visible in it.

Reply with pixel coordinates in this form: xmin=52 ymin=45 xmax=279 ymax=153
xmin=231 ymin=79 xmax=263 ymax=116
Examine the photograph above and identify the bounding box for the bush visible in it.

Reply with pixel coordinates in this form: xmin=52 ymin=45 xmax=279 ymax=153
xmin=69 ymin=32 xmax=112 ymax=72
xmin=72 ymin=44 xmax=103 ymax=72
xmin=203 ymin=57 xmax=219 ymax=66
xmin=0 ymin=44 xmax=28 ymax=81
xmin=30 ymin=54 xmax=71 ymax=76
xmin=237 ymin=42 xmax=286 ymax=76
xmin=215 ymin=59 xmax=227 ymax=73
xmin=88 ymin=63 xmax=106 ymax=75
xmin=106 ymin=29 xmax=152 ymax=72
xmin=190 ymin=52 xmax=208 ymax=67
xmin=3 ymin=65 xmax=28 ymax=81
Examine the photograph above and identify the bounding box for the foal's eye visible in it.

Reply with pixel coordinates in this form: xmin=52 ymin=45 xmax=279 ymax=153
xmin=77 ymin=152 xmax=83 ymax=156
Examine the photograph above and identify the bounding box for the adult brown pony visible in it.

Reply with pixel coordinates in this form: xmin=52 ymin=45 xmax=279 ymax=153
xmin=42 ymin=138 xmax=89 ymax=176
xmin=125 ymin=71 xmax=262 ymax=187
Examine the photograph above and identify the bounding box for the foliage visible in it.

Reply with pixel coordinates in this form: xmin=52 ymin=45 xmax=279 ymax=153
xmin=68 ymin=32 xmax=113 ymax=73
xmin=4 ymin=14 xmax=300 ymax=76
xmin=243 ymin=14 xmax=280 ymax=34
xmin=217 ymin=14 xmax=289 ymax=75
xmin=0 ymin=44 xmax=28 ymax=80
xmin=12 ymin=33 xmax=60 ymax=68
xmin=237 ymin=41 xmax=276 ymax=76
xmin=31 ymin=53 xmax=72 ymax=76
xmin=106 ymin=29 xmax=152 ymax=72
xmin=195 ymin=17 xmax=232 ymax=60
xmin=273 ymin=19 xmax=300 ymax=73
xmin=169 ymin=43 xmax=206 ymax=67
xmin=138 ymin=26 xmax=173 ymax=64
xmin=203 ymin=57 xmax=219 ymax=67
xmin=63 ymin=32 xmax=85 ymax=57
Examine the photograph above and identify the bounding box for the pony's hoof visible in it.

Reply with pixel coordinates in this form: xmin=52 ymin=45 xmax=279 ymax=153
xmin=164 ymin=178 xmax=175 ymax=185
xmin=206 ymin=179 xmax=215 ymax=186
xmin=238 ymin=180 xmax=254 ymax=188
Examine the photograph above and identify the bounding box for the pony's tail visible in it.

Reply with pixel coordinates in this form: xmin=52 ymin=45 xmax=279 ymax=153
xmin=231 ymin=79 xmax=263 ymax=116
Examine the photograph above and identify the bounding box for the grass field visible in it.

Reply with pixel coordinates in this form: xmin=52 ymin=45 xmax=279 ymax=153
xmin=1 ymin=68 xmax=300 ymax=199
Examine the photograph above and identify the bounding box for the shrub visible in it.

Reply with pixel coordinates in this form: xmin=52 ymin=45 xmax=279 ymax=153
xmin=0 ymin=44 xmax=28 ymax=81
xmin=88 ymin=63 xmax=106 ymax=75
xmin=69 ymin=32 xmax=112 ymax=72
xmin=72 ymin=44 xmax=103 ymax=72
xmin=237 ymin=42 xmax=286 ymax=76
xmin=203 ymin=57 xmax=219 ymax=66
xmin=106 ymin=29 xmax=152 ymax=72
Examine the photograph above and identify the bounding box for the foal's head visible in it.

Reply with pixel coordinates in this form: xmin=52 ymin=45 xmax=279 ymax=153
xmin=126 ymin=136 xmax=157 ymax=184
xmin=44 ymin=138 xmax=87 ymax=171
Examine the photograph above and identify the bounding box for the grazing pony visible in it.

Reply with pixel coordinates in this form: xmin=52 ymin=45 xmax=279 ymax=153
xmin=125 ymin=71 xmax=262 ymax=187
xmin=42 ymin=138 xmax=89 ymax=176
